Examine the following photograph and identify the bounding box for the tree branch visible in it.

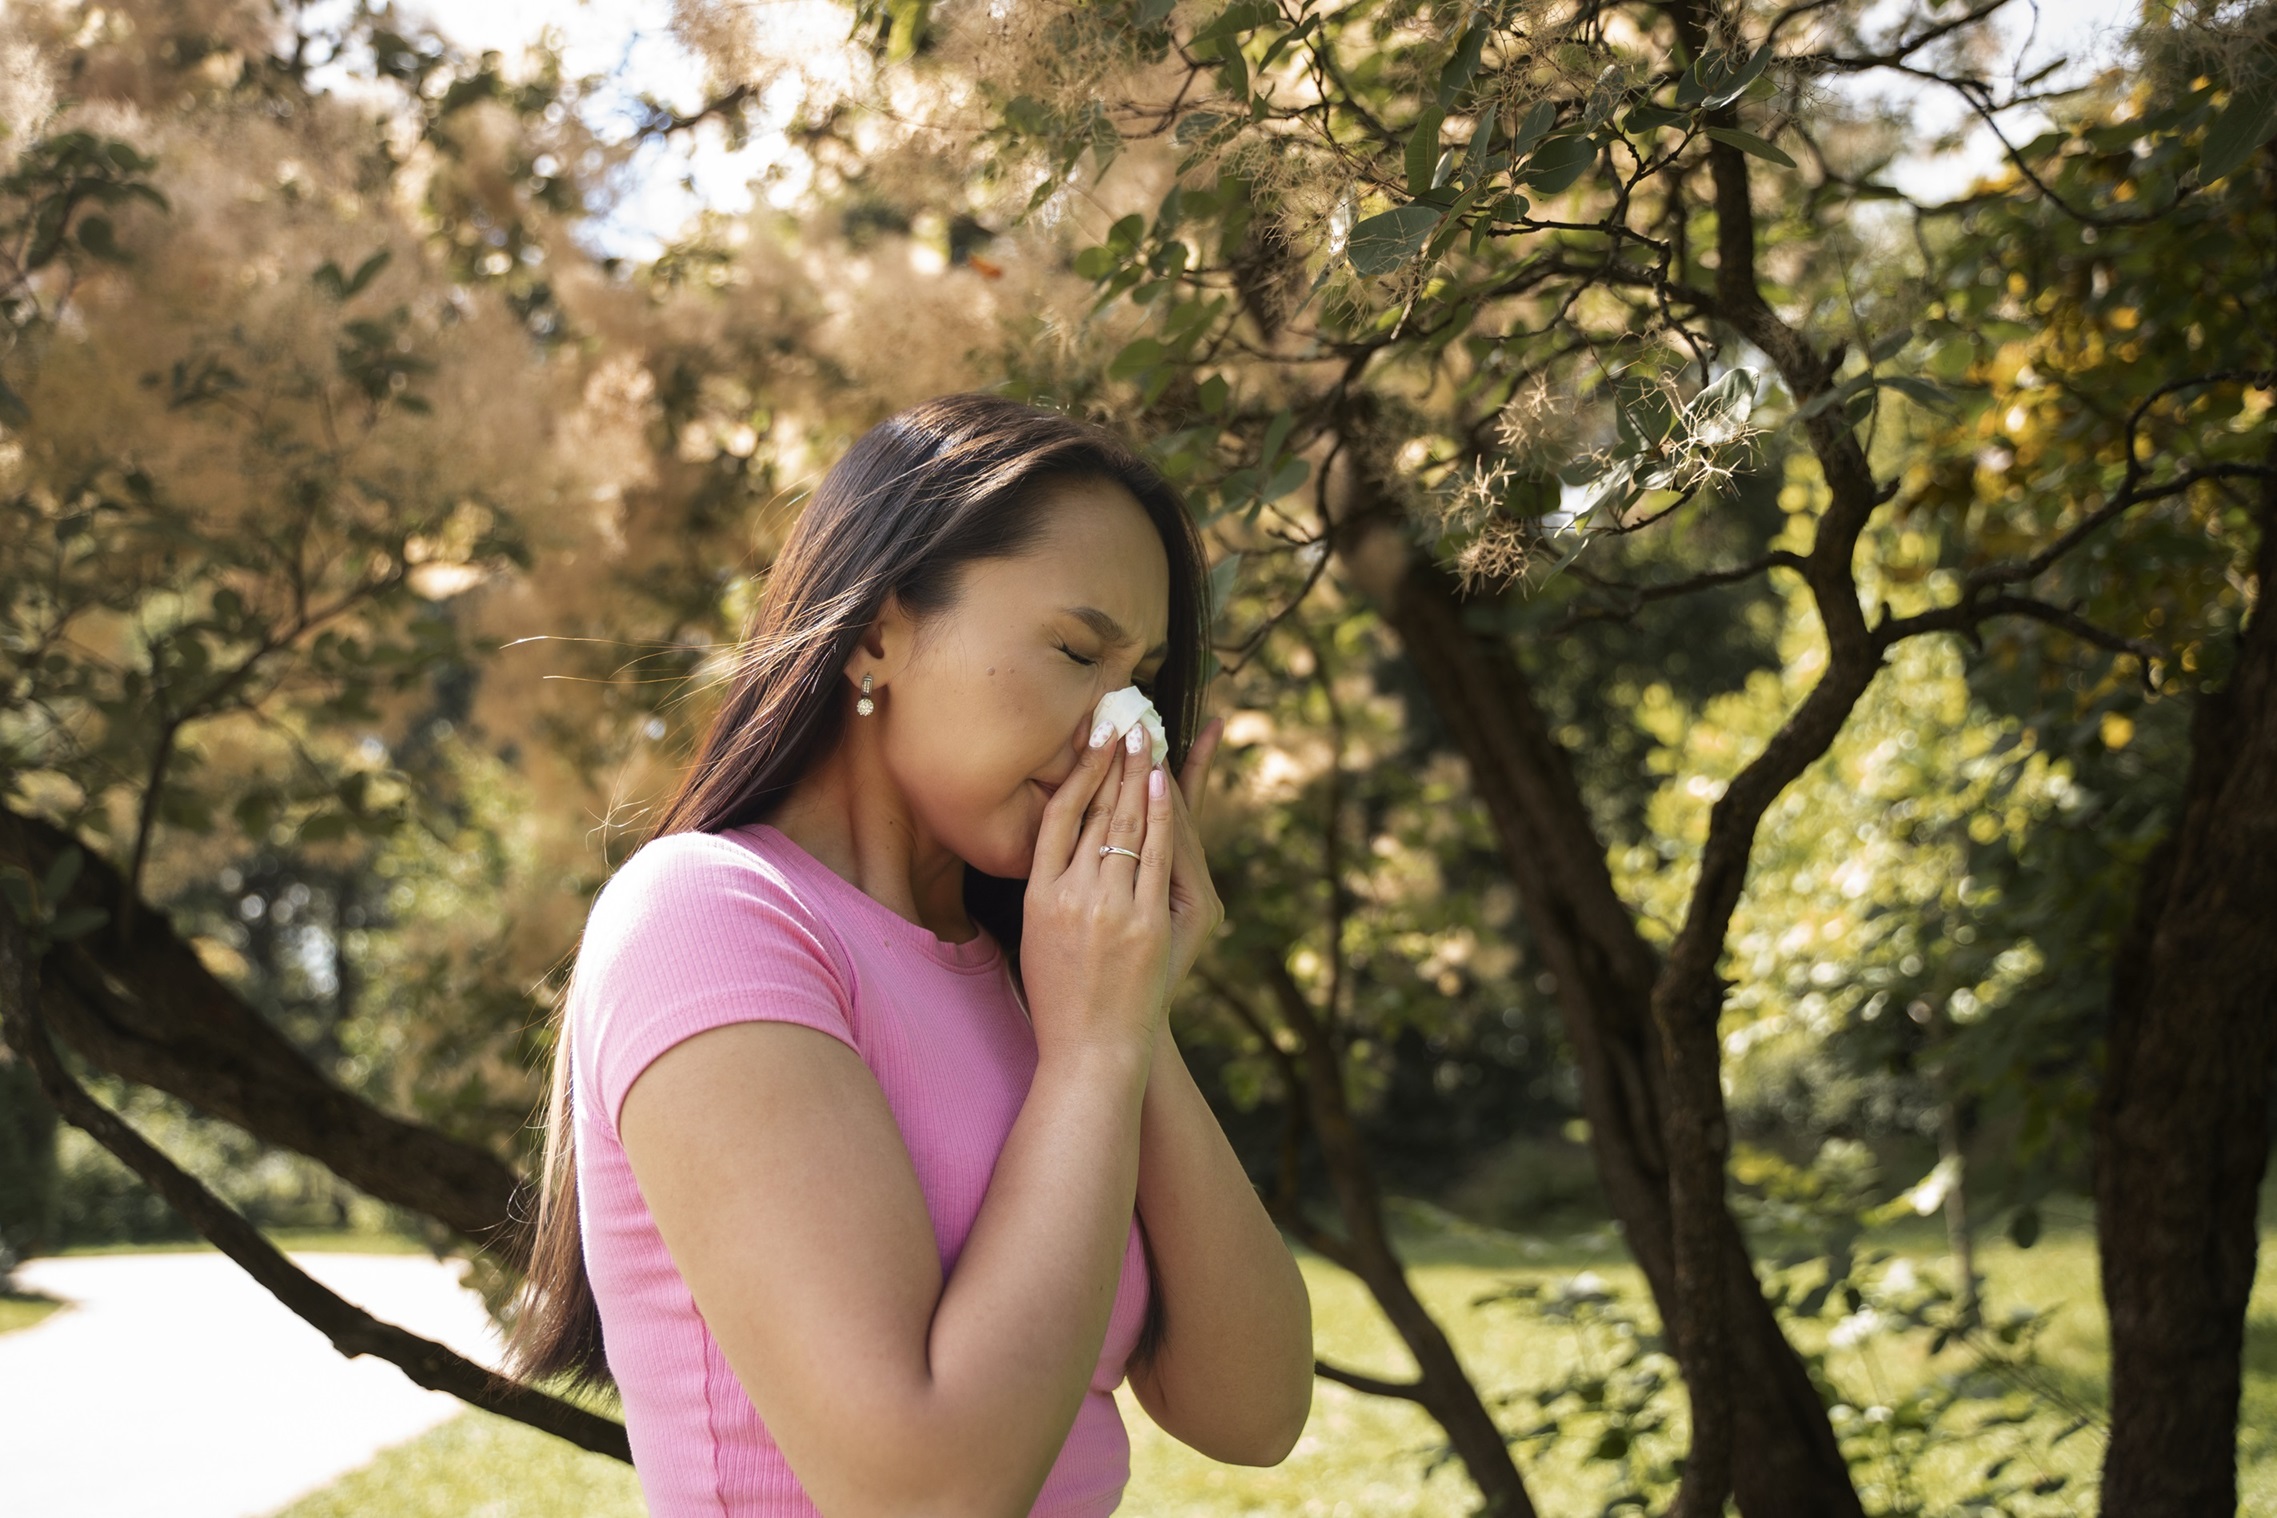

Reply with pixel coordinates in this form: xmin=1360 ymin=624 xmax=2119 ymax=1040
xmin=0 ymin=806 xmax=530 ymax=1264
xmin=633 ymin=84 xmax=756 ymax=142
xmin=1882 ymin=593 xmax=2168 ymax=674
xmin=1315 ymin=1360 xmax=1430 ymax=1402
xmin=1546 ymin=551 xmax=1807 ymax=636
xmin=0 ymin=903 xmax=629 ymax=1463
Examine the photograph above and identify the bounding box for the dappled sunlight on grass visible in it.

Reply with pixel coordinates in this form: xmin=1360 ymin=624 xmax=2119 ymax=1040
xmin=274 ymin=1211 xmax=2277 ymax=1516
xmin=272 ymin=1404 xmax=646 ymax=1518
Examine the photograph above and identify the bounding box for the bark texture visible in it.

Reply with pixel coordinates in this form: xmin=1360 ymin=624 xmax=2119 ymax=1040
xmin=2095 ymin=456 xmax=2277 ymax=1516
xmin=0 ymin=806 xmax=529 ymax=1265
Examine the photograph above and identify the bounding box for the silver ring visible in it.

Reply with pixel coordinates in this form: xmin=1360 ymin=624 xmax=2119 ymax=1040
xmin=1099 ymin=844 xmax=1141 ymax=861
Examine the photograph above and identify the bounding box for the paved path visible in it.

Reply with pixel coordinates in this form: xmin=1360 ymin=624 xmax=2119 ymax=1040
xmin=0 ymin=1251 xmax=499 ymax=1518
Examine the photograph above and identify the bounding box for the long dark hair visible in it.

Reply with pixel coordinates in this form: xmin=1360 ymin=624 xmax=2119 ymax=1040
xmin=509 ymin=392 xmax=1210 ymax=1386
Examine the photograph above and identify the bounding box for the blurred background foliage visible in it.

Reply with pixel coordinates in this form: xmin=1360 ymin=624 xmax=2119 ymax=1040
xmin=0 ymin=0 xmax=2273 ymax=1514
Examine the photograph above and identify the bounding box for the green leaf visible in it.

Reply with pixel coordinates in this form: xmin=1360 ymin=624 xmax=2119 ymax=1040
xmin=1686 ymin=365 xmax=1757 ymax=443
xmin=1173 ymin=111 xmax=1228 ymax=147
xmin=41 ymin=847 xmax=83 ymax=906
xmin=2199 ymin=84 xmax=2277 ymax=184
xmin=1256 ymin=15 xmax=1317 ymax=72
xmin=298 ymin=812 xmax=352 ymax=843
xmin=1461 ymin=114 xmax=1496 ymax=184
xmin=1004 ymin=95 xmax=1054 ymax=136
xmin=1877 ymin=375 xmax=1959 ymax=414
xmin=1207 ymin=551 xmax=1243 ymax=623
xmin=1189 ymin=0 xmax=1276 ymax=46
xmin=1623 ymin=102 xmax=1685 ymax=135
xmin=1521 ymin=132 xmax=1595 ymax=194
xmin=1260 ymin=407 xmax=1296 ymax=467
xmin=46 ymin=907 xmax=109 ymax=943
xmin=1155 ymin=184 xmax=1185 ymax=233
xmin=1261 ymin=456 xmax=1310 ymax=501
xmin=1704 ymin=126 xmax=1795 ymax=168
xmin=1579 ymin=460 xmax=1640 ymax=524
xmin=1346 ymin=203 xmax=1442 ymax=276
xmin=1108 ymin=338 xmax=1165 ymax=380
xmin=1072 ymin=245 xmax=1118 ymax=280
xmin=1436 ymin=24 xmax=1487 ymax=110
xmin=1197 ymin=374 xmax=1229 ymax=414
xmin=884 ymin=0 xmax=930 ymax=62
xmin=75 ymin=215 xmax=123 ymax=261
xmin=1406 ymin=105 xmax=1446 ymax=197
xmin=1215 ymin=46 xmax=1247 ymax=98
xmin=1506 ymin=100 xmax=1558 ymax=160
xmin=1700 ymin=44 xmax=1774 ymax=110
xmin=2008 ymin=1204 xmax=2041 ymax=1249
xmin=343 ymin=248 xmax=392 ymax=297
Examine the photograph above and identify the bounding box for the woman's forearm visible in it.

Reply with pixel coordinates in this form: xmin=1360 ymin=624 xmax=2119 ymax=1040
xmin=1128 ymin=1025 xmax=1314 ymax=1463
xmin=628 ymin=1022 xmax=1158 ymax=1518
xmin=908 ymin=1037 xmax=1156 ymax=1511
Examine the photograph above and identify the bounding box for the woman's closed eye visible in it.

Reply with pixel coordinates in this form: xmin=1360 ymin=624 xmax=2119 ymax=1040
xmin=1058 ymin=641 xmax=1153 ymax=695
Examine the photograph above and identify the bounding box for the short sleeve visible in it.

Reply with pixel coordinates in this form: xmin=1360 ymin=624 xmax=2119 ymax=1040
xmin=570 ymin=831 xmax=858 ymax=1137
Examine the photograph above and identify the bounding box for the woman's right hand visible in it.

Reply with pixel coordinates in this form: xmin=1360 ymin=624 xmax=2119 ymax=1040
xmin=1021 ymin=720 xmax=1175 ymax=1064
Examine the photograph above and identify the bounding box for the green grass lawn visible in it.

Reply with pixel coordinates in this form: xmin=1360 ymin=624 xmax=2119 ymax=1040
xmin=0 ymin=1291 xmax=64 ymax=1336
xmin=273 ymin=1210 xmax=2277 ymax=1518
xmin=55 ymin=1228 xmax=433 ymax=1258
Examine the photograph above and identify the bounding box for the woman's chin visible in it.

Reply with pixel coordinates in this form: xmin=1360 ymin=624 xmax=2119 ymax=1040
xmin=963 ymin=823 xmax=1037 ymax=881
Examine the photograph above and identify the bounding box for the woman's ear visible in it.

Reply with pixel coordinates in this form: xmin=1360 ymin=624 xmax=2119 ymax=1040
xmin=844 ymin=593 xmax=917 ymax=690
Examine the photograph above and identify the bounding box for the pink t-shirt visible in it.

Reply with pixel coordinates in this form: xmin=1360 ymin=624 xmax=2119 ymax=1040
xmin=568 ymin=820 xmax=1152 ymax=1517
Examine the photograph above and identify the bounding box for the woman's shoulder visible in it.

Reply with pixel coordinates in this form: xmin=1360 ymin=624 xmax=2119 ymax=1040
xmin=572 ymin=827 xmax=861 ymax=1131
xmin=597 ymin=825 xmax=810 ymax=909
xmin=579 ymin=826 xmax=845 ymax=979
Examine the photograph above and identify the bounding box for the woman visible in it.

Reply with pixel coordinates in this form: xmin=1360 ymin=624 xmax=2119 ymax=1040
xmin=510 ymin=392 xmax=1315 ymax=1516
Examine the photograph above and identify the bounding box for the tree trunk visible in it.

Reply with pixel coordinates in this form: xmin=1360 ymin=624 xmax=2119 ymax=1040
xmin=2095 ymin=453 xmax=2277 ymax=1515
xmin=1328 ymin=476 xmax=1863 ymax=1518
xmin=0 ymin=1047 xmax=58 ymax=1258
xmin=1939 ymin=1096 xmax=1978 ymax=1321
xmin=1252 ymin=958 xmax=1540 ymax=1518
xmin=0 ymin=807 xmax=529 ymax=1265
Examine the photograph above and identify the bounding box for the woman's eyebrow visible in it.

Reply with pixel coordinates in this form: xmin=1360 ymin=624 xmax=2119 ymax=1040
xmin=1063 ymin=604 xmax=1169 ymax=660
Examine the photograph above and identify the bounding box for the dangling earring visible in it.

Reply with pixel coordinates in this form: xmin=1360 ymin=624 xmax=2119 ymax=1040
xmin=856 ymin=673 xmax=875 ymax=717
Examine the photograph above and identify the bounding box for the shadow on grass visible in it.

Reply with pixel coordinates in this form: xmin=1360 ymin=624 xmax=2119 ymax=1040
xmin=0 ymin=1289 xmax=65 ymax=1336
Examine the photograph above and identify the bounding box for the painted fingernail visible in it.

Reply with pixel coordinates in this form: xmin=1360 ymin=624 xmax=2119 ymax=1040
xmin=1089 ymin=719 xmax=1114 ymax=749
xmin=1149 ymin=766 xmax=1166 ymax=798
xmin=1125 ymin=725 xmax=1144 ymax=755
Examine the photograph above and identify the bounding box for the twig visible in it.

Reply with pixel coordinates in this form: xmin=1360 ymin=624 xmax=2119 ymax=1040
xmin=1316 ymin=1360 xmax=1430 ymax=1401
xmin=1548 ymin=551 xmax=1806 ymax=636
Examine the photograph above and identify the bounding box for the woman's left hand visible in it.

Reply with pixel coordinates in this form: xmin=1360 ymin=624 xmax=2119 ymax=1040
xmin=1165 ymin=715 xmax=1227 ymax=988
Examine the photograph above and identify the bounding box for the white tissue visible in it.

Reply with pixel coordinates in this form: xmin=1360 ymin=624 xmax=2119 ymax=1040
xmin=1092 ymin=685 xmax=1168 ymax=766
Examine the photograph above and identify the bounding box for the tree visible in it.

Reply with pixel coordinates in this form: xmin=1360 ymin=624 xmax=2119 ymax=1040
xmin=673 ymin=0 xmax=2273 ymax=1507
xmin=1189 ymin=583 xmax=1572 ymax=1514
xmin=5 ymin=0 xmax=2273 ymax=1511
